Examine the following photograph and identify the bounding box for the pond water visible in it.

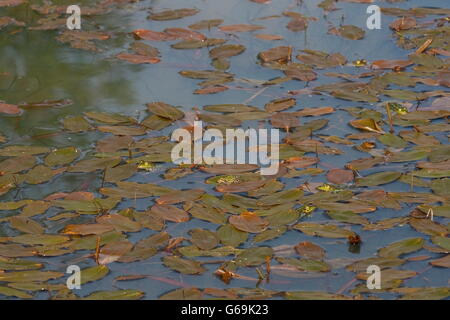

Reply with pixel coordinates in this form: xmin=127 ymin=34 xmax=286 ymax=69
xmin=0 ymin=0 xmax=449 ymax=300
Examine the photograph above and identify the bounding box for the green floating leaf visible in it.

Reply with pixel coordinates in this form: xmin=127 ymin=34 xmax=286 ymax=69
xmin=346 ymin=256 xmax=405 ymax=273
xmin=0 ymin=256 xmax=43 ymax=271
xmin=377 ymin=133 xmax=408 ymax=149
xmin=80 ymin=265 xmax=109 ymax=285
xmin=162 ymin=256 xmax=206 ymax=274
xmin=285 ymin=291 xmax=349 ymax=300
xmin=0 ymin=270 xmax=64 ymax=283
xmin=337 ymin=25 xmax=365 ymax=40
xmin=326 ymin=211 xmax=369 ymax=225
xmin=294 ymin=222 xmax=354 ymax=238
xmin=178 ymin=245 xmax=240 ymax=257
xmin=398 ymin=287 xmax=450 ymax=300
xmin=0 ymin=146 xmax=50 ymax=157
xmin=253 ymin=227 xmax=287 ymax=243
xmin=378 ymin=237 xmax=424 ymax=258
xmin=276 ymin=257 xmax=331 ymax=272
xmin=0 ymin=286 xmax=33 ymax=299
xmin=44 ymin=147 xmax=79 ymax=167
xmin=235 ymin=246 xmax=273 ymax=267
xmin=146 ymin=102 xmax=184 ymax=121
xmin=431 ymin=236 xmax=450 ymax=251
xmin=63 ymin=116 xmax=91 ymax=132
xmin=431 ymin=178 xmax=450 ymax=196
xmin=189 ymin=228 xmax=219 ymax=250
xmin=83 ymin=289 xmax=144 ymax=300
xmin=217 ymin=224 xmax=248 ymax=247
xmin=159 ymin=288 xmax=202 ymax=300
xmin=149 ymin=8 xmax=199 ymax=21
xmin=356 ymin=171 xmax=402 ymax=187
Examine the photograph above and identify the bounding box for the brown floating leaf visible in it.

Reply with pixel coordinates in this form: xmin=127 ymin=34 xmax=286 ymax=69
xmin=189 ymin=228 xmax=219 ymax=250
xmin=294 ymin=223 xmax=355 ymax=238
xmin=116 ymin=53 xmax=160 ymax=64
xmin=200 ymin=164 xmax=259 ymax=174
xmin=62 ymin=224 xmax=115 ymax=235
xmin=430 ymin=255 xmax=450 ymax=268
xmin=287 ymin=17 xmax=308 ymax=32
xmin=371 ymin=60 xmax=413 ymax=70
xmin=254 ymin=33 xmax=283 ymax=40
xmin=293 ymin=107 xmax=334 ymax=117
xmin=265 ymin=98 xmax=296 ymax=113
xmin=156 ymin=189 xmax=204 ymax=205
xmin=97 ymin=214 xmax=141 ymax=233
xmin=326 ymin=169 xmax=354 ymax=184
xmin=133 ymin=29 xmax=175 ymax=41
xmin=271 ymin=112 xmax=300 ymax=129
xmin=390 ymin=17 xmax=417 ymax=31
xmin=188 ymin=19 xmax=223 ymax=30
xmin=0 ymin=102 xmax=21 ymax=115
xmin=146 ymin=102 xmax=184 ymax=121
xmin=333 ymin=25 xmax=365 ymax=40
xmin=258 ymin=46 xmax=290 ymax=63
xmin=409 ymin=218 xmax=448 ymax=237
xmin=219 ymin=24 xmax=264 ymax=32
xmin=229 ymin=211 xmax=269 ymax=233
xmin=349 ymin=118 xmax=385 ymax=133
xmin=149 ymin=8 xmax=199 ymax=21
xmin=194 ymin=86 xmax=228 ymax=95
xmin=151 ymin=204 xmax=190 ymax=223
xmin=162 ymin=256 xmax=205 ymax=274
xmin=98 ymin=240 xmax=133 ymax=265
xmin=209 ymin=44 xmax=245 ymax=59
xmin=216 ymin=180 xmax=266 ymax=193
xmin=294 ymin=241 xmax=326 ymax=260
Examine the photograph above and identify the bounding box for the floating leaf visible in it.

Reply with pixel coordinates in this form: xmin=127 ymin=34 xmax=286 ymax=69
xmin=349 ymin=118 xmax=384 ymax=133
xmin=294 ymin=223 xmax=354 ymax=238
xmin=229 ymin=212 xmax=269 ymax=233
xmin=294 ymin=241 xmax=326 ymax=260
xmin=149 ymin=8 xmax=199 ymax=21
xmin=146 ymin=102 xmax=184 ymax=121
xmin=378 ymin=238 xmax=424 ymax=258
xmin=80 ymin=265 xmax=109 ymax=285
xmin=189 ymin=228 xmax=218 ymax=250
xmin=162 ymin=256 xmax=205 ymax=274
xmin=84 ymin=290 xmax=144 ymax=300
xmin=217 ymin=224 xmax=248 ymax=247
xmin=356 ymin=172 xmax=402 ymax=187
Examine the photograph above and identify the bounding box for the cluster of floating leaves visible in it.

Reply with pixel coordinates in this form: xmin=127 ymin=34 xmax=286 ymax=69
xmin=0 ymin=0 xmax=449 ymax=300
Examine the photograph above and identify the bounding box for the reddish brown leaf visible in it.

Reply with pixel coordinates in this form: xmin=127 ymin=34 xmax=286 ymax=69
xmin=326 ymin=169 xmax=354 ymax=184
xmin=0 ymin=102 xmax=21 ymax=115
xmin=229 ymin=211 xmax=268 ymax=233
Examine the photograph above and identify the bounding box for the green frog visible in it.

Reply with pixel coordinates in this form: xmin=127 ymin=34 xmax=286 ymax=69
xmin=317 ymin=183 xmax=345 ymax=193
xmin=216 ymin=175 xmax=241 ymax=185
xmin=388 ymin=102 xmax=408 ymax=115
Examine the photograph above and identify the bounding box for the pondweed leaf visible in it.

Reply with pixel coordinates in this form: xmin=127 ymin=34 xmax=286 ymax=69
xmin=163 ymin=256 xmax=205 ymax=274
xmin=83 ymin=290 xmax=144 ymax=300
xmin=378 ymin=238 xmax=424 ymax=258
xmin=356 ymin=172 xmax=402 ymax=187
xmin=229 ymin=211 xmax=269 ymax=233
